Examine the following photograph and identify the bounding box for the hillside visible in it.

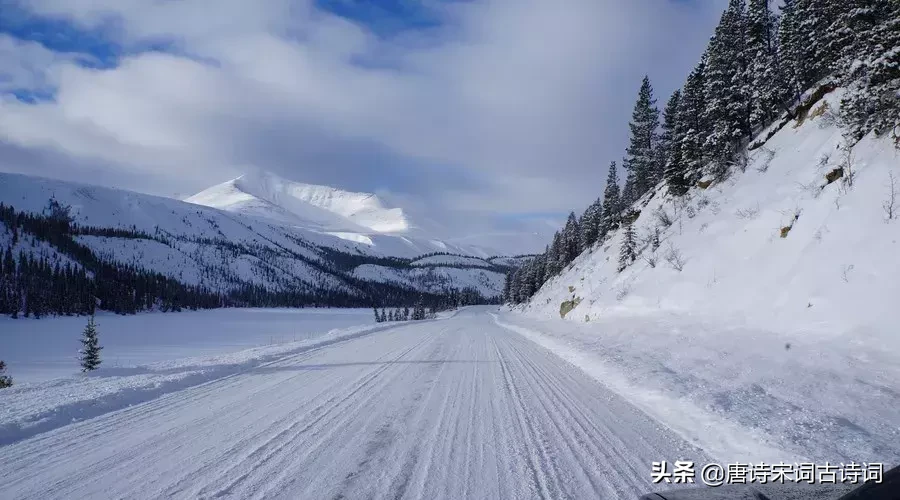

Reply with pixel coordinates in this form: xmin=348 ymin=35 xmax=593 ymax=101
xmin=522 ymin=89 xmax=900 ymax=334
xmin=0 ymin=173 xmax=515 ymax=317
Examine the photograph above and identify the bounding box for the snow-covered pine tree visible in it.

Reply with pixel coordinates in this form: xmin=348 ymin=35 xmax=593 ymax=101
xmin=661 ymin=90 xmax=690 ymax=196
xmin=676 ymin=58 xmax=709 ymax=190
xmin=561 ymin=212 xmax=580 ymax=264
xmin=746 ymin=0 xmax=782 ymax=130
xmin=788 ymin=0 xmax=841 ymax=91
xmin=600 ymin=162 xmax=622 ymax=236
xmin=388 ymin=310 xmax=395 ymax=322
xmin=703 ymin=0 xmax=750 ymax=175
xmin=403 ymin=307 xmax=410 ymax=320
xmin=79 ymin=315 xmax=102 ymax=373
xmin=373 ymin=306 xmax=381 ymax=322
xmin=621 ymin=170 xmax=637 ymax=209
xmin=777 ymin=0 xmax=803 ymax=107
xmin=502 ymin=271 xmax=513 ymax=304
xmin=624 ymin=76 xmax=661 ymax=198
xmin=839 ymin=0 xmax=900 ymax=141
xmin=0 ymin=360 xmax=12 ymax=388
xmin=579 ymin=198 xmax=603 ymax=250
xmin=617 ymin=222 xmax=637 ymax=273
xmin=544 ymin=234 xmax=562 ymax=281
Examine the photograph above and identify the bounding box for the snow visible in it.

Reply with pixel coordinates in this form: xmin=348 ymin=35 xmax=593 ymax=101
xmin=515 ymin=89 xmax=900 ymax=466
xmin=1 ymin=308 xmax=376 ymax=384
xmin=0 ymin=308 xmax=732 ymax=499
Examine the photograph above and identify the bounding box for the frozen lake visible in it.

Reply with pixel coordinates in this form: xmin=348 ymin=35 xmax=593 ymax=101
xmin=0 ymin=308 xmax=375 ymax=383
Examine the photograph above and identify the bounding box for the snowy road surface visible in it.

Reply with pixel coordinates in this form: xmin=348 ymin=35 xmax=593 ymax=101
xmin=1 ymin=308 xmax=710 ymax=499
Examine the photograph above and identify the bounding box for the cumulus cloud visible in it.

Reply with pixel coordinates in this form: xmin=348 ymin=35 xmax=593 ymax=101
xmin=0 ymin=0 xmax=727 ymax=249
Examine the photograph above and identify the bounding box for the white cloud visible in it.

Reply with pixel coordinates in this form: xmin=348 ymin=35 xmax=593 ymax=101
xmin=0 ymin=0 xmax=727 ymax=246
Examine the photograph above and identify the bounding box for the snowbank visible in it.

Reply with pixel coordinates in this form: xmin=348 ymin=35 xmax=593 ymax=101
xmin=494 ymin=312 xmax=900 ymax=465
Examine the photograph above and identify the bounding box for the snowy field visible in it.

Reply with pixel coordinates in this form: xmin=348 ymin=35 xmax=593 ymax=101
xmin=1 ymin=308 xmax=375 ymax=383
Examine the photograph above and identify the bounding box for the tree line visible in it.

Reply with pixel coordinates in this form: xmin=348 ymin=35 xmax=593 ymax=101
xmin=505 ymin=0 xmax=899 ymax=305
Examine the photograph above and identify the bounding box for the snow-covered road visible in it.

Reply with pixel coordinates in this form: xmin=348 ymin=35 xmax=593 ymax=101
xmin=1 ymin=308 xmax=709 ymax=499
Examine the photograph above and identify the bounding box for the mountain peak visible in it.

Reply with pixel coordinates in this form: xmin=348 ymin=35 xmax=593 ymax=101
xmin=186 ymin=171 xmax=411 ymax=234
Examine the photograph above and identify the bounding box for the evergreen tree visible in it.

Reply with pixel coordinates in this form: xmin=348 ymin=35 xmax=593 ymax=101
xmin=561 ymin=212 xmax=580 ymax=264
xmin=661 ymin=90 xmax=690 ymax=196
xmin=617 ymin=222 xmax=637 ymax=273
xmin=621 ymin=171 xmax=637 ymax=209
xmin=746 ymin=0 xmax=783 ymax=130
xmin=624 ymin=76 xmax=661 ymax=197
xmin=502 ymin=271 xmax=513 ymax=304
xmin=0 ymin=360 xmax=12 ymax=388
xmin=79 ymin=315 xmax=102 ymax=372
xmin=600 ymin=162 xmax=622 ymax=235
xmin=839 ymin=0 xmax=900 ymax=140
xmin=703 ymin=0 xmax=750 ymax=173
xmin=578 ymin=198 xmax=603 ymax=250
xmin=777 ymin=0 xmax=803 ymax=106
xmin=403 ymin=307 xmax=410 ymax=320
xmin=373 ymin=306 xmax=381 ymax=322
xmin=677 ymin=58 xmax=709 ymax=189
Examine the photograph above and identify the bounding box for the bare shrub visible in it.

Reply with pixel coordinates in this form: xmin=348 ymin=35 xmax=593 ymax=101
xmin=615 ymin=282 xmax=632 ymax=301
xmin=884 ymin=171 xmax=898 ymax=222
xmin=756 ymin=147 xmax=776 ymax=173
xmin=654 ymin=207 xmax=673 ymax=228
xmin=841 ymin=264 xmax=854 ymax=283
xmin=643 ymin=253 xmax=657 ymax=268
xmin=664 ymin=243 xmax=686 ymax=272
xmin=686 ymin=205 xmax=697 ymax=219
xmin=735 ymin=203 xmax=760 ymax=220
xmin=818 ymin=153 xmax=831 ymax=171
xmin=840 ymin=142 xmax=856 ymax=190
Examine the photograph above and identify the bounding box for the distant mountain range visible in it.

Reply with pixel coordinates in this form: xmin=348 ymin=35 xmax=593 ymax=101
xmin=0 ymin=172 xmax=533 ymax=316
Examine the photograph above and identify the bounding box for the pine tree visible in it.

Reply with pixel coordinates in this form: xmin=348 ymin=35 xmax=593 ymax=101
xmin=703 ymin=0 xmax=750 ymax=174
xmin=0 ymin=360 xmax=12 ymax=388
xmin=561 ymin=212 xmax=580 ymax=264
xmin=678 ymin=57 xmax=709 ymax=189
xmin=579 ymin=198 xmax=603 ymax=250
xmin=746 ymin=0 xmax=783 ymax=130
xmin=79 ymin=315 xmax=102 ymax=372
xmin=600 ymin=162 xmax=622 ymax=236
xmin=621 ymin=170 xmax=637 ymax=209
xmin=661 ymin=90 xmax=690 ymax=196
xmin=373 ymin=306 xmax=381 ymax=322
xmin=617 ymin=222 xmax=637 ymax=273
xmin=624 ymin=76 xmax=661 ymax=197
xmin=839 ymin=0 xmax=900 ymax=141
xmin=778 ymin=0 xmax=803 ymax=106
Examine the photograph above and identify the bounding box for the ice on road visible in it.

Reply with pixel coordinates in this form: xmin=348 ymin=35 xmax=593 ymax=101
xmin=1 ymin=309 xmax=709 ymax=499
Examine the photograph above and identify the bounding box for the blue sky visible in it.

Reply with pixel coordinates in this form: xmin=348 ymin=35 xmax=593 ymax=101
xmin=0 ymin=0 xmax=727 ymax=249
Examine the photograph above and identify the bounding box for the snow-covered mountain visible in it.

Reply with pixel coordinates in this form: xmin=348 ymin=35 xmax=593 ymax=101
xmin=186 ymin=171 xmax=411 ymax=234
xmin=0 ymin=173 xmax=520 ymax=306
